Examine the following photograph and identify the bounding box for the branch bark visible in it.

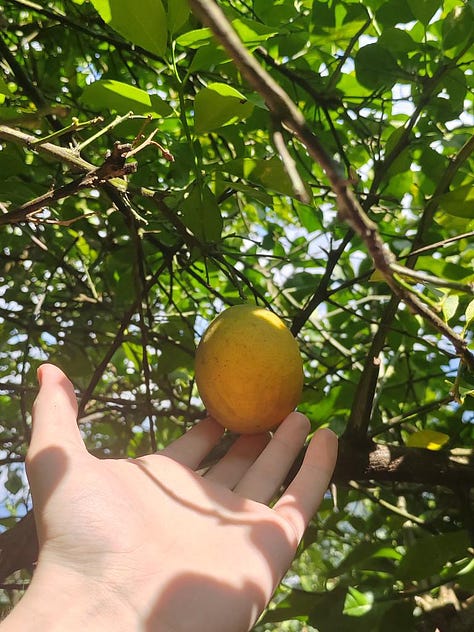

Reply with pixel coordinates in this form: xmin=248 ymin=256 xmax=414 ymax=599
xmin=334 ymin=440 xmax=474 ymax=487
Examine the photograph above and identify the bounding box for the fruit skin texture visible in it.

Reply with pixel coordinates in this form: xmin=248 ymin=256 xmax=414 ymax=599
xmin=195 ymin=304 xmax=304 ymax=434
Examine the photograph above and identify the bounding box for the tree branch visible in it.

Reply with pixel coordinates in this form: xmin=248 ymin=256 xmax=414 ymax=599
xmin=334 ymin=440 xmax=474 ymax=487
xmin=187 ymin=0 xmax=474 ymax=372
xmin=0 ymin=124 xmax=94 ymax=171
xmin=0 ymin=141 xmax=137 ymax=225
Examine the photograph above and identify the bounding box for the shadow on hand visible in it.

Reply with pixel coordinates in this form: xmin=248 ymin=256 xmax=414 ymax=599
xmin=26 ymin=445 xmax=70 ymax=543
xmin=145 ymin=571 xmax=268 ymax=631
xmin=27 ymin=446 xmax=302 ymax=632
xmin=133 ymin=458 xmax=296 ymax=632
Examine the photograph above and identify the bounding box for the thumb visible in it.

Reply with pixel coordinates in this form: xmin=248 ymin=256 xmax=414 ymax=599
xmin=28 ymin=363 xmax=85 ymax=461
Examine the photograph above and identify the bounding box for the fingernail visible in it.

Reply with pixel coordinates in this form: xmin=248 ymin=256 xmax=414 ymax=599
xmin=37 ymin=366 xmax=43 ymax=386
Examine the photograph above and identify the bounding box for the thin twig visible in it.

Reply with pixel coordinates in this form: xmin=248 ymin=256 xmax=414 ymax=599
xmin=349 ymin=481 xmax=436 ymax=532
xmin=369 ymin=395 xmax=453 ymax=438
xmin=271 ymin=121 xmax=310 ymax=203
xmin=390 ymin=263 xmax=474 ymax=294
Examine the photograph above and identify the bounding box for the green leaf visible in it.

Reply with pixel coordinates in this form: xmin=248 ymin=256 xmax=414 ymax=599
xmin=176 ymin=27 xmax=212 ymax=48
xmin=343 ymin=587 xmax=374 ymax=617
xmin=167 ymin=0 xmax=189 ymax=35
xmin=397 ymin=530 xmax=470 ymax=580
xmin=216 ymin=178 xmax=273 ymax=206
xmin=194 ymin=83 xmax=254 ymax=133
xmin=0 ymin=145 xmax=27 ymax=179
xmin=215 ymin=156 xmax=304 ymax=198
xmin=442 ymin=5 xmax=474 ymax=51
xmin=406 ymin=429 xmax=449 ymax=450
xmin=0 ymin=74 xmax=12 ymax=97
xmin=442 ymin=68 xmax=467 ymax=113
xmin=355 ymin=43 xmax=400 ymax=89
xmin=180 ymin=183 xmax=222 ymax=243
xmin=5 ymin=470 xmax=23 ymax=495
xmin=296 ymin=201 xmax=320 ymax=232
xmin=407 ymin=0 xmax=441 ymax=24
xmin=457 ymin=558 xmax=474 ymax=592
xmin=90 ymin=0 xmax=167 ymax=56
xmin=415 ymin=256 xmax=473 ymax=282
xmin=156 ymin=340 xmax=193 ymax=375
xmin=231 ymin=17 xmax=279 ymax=46
xmin=177 ymin=18 xmax=277 ymax=49
xmin=465 ymin=298 xmax=474 ymax=328
xmin=311 ymin=0 xmax=336 ymax=31
xmin=379 ymin=27 xmax=416 ymax=54
xmin=80 ymin=79 xmax=172 ymax=116
xmin=179 ymin=17 xmax=279 ymax=72
xmin=312 ymin=20 xmax=370 ymax=45
xmin=376 ymin=0 xmax=414 ymax=27
xmin=441 ymin=294 xmax=459 ymax=323
xmin=188 ymin=44 xmax=230 ymax=73
xmin=328 ymin=540 xmax=401 ymax=578
xmin=435 ymin=184 xmax=474 ymax=218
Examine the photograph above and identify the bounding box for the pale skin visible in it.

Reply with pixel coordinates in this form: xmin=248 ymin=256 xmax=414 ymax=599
xmin=1 ymin=363 xmax=338 ymax=632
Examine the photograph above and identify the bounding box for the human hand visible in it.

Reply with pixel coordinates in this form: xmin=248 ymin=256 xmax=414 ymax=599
xmin=3 ymin=364 xmax=337 ymax=632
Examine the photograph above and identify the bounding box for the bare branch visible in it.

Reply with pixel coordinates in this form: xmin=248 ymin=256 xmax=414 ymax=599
xmin=0 ymin=141 xmax=137 ymax=226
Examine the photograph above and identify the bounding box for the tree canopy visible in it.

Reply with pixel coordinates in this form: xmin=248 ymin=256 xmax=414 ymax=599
xmin=0 ymin=0 xmax=473 ymax=629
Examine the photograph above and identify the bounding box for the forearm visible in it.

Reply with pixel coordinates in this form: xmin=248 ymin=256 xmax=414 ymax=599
xmin=0 ymin=562 xmax=138 ymax=632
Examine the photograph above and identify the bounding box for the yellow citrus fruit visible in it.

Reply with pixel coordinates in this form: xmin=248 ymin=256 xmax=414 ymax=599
xmin=195 ymin=304 xmax=304 ymax=434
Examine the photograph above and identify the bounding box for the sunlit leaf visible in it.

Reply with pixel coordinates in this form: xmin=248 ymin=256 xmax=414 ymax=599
xmin=406 ymin=429 xmax=449 ymax=450
xmin=441 ymin=294 xmax=459 ymax=323
xmin=214 ymin=156 xmax=306 ymax=198
xmin=465 ymin=298 xmax=474 ymax=329
xmin=343 ymin=587 xmax=374 ymax=617
xmin=90 ymin=0 xmax=167 ymax=56
xmin=180 ymin=182 xmax=223 ymax=243
xmin=194 ymin=83 xmax=254 ymax=133
xmin=80 ymin=80 xmax=172 ymax=116
xmin=435 ymin=184 xmax=474 ymax=218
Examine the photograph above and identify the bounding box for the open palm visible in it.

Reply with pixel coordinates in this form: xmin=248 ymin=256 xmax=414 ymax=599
xmin=24 ymin=364 xmax=337 ymax=632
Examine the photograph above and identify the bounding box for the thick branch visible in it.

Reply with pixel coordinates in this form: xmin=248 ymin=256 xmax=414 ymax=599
xmin=0 ymin=512 xmax=37 ymax=583
xmin=334 ymin=440 xmax=474 ymax=487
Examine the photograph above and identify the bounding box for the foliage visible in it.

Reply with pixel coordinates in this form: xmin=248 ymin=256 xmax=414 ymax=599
xmin=0 ymin=0 xmax=474 ymax=629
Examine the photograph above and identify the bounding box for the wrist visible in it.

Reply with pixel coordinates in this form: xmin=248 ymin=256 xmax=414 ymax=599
xmin=0 ymin=560 xmax=139 ymax=632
